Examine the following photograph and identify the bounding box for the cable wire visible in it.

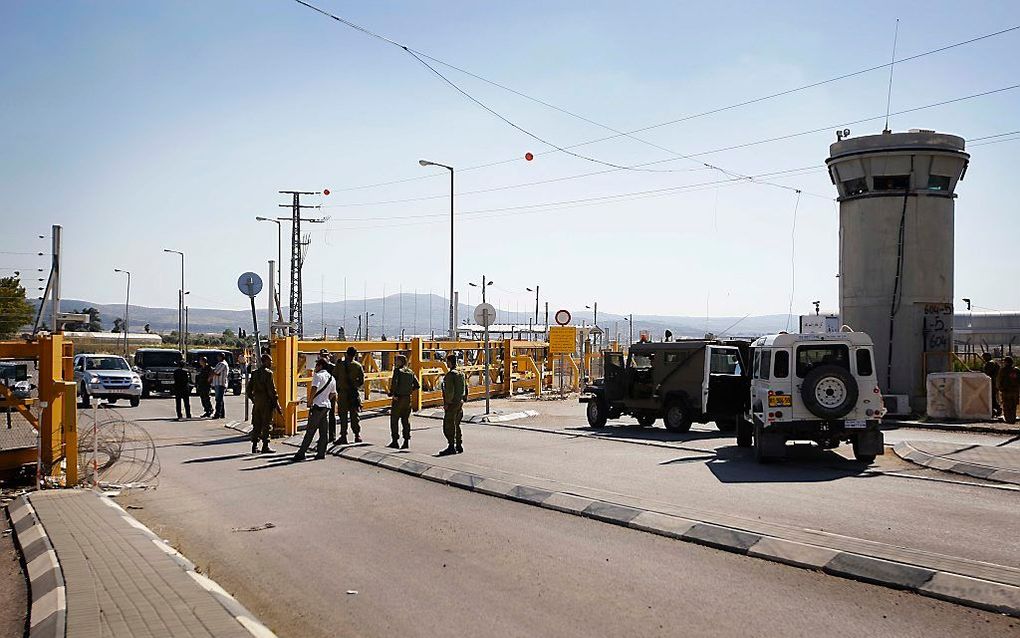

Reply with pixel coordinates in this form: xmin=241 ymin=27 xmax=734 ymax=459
xmin=288 ymin=0 xmax=1019 ymax=190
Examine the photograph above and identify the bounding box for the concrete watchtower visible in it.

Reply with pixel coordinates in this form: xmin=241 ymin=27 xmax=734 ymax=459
xmin=826 ymin=130 xmax=969 ymax=411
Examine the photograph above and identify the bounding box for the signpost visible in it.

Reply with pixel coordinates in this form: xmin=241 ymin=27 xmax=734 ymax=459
xmin=474 ymin=302 xmax=496 ymax=414
xmin=238 ymin=272 xmax=263 ymax=423
xmin=549 ymin=321 xmax=577 ymax=397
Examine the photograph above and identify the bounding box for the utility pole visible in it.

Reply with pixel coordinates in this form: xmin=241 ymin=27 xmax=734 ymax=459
xmin=278 ymin=189 xmax=327 ymax=338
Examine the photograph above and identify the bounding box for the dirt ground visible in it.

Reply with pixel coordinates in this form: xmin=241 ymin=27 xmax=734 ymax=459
xmin=0 ymin=499 xmax=27 ymax=637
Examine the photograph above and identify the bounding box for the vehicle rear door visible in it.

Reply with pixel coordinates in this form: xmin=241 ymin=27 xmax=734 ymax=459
xmin=706 ymin=346 xmax=748 ymax=416
xmin=603 ymin=352 xmax=626 ymax=401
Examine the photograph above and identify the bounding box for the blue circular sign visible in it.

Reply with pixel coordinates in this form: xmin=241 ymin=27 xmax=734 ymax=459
xmin=237 ymin=272 xmax=263 ymax=298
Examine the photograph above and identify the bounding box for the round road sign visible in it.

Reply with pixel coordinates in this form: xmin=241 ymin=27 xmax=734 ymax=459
xmin=473 ymin=302 xmax=497 ymax=328
xmin=554 ymin=309 xmax=571 ymax=326
xmin=237 ymin=272 xmax=263 ymax=298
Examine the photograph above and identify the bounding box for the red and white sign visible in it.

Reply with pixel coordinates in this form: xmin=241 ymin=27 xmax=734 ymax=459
xmin=554 ymin=309 xmax=571 ymax=326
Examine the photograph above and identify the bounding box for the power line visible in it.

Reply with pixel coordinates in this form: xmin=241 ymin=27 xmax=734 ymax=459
xmin=313 ymin=166 xmax=826 ymax=231
xmin=289 ymin=1 xmax=1019 ymax=190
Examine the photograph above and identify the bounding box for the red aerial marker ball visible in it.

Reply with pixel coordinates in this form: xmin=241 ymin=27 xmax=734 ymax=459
xmin=323 ymin=188 xmax=330 ymax=196
xmin=525 ymin=152 xmax=534 ymax=161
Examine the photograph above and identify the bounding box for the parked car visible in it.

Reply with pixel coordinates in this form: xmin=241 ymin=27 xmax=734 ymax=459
xmin=186 ymin=349 xmax=242 ymax=395
xmin=133 ymin=348 xmax=184 ymax=397
xmin=580 ymin=340 xmax=750 ymax=432
xmin=73 ymin=354 xmax=143 ymax=407
xmin=747 ymin=331 xmax=886 ymax=463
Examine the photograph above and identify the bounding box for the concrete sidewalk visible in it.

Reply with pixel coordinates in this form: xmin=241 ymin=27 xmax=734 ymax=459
xmin=6 ymin=489 xmax=274 ymax=638
xmin=894 ymin=440 xmax=1020 ymax=485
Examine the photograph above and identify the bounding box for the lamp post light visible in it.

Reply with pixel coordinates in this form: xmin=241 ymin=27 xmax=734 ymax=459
xmin=163 ymin=248 xmax=185 ymax=353
xmin=962 ymin=298 xmax=972 ymax=311
xmin=114 ymin=269 xmax=131 ymax=356
xmin=256 ymin=216 xmax=282 ymax=312
xmin=419 ymin=159 xmax=455 ymax=339
xmin=526 ymin=286 xmax=540 ymax=325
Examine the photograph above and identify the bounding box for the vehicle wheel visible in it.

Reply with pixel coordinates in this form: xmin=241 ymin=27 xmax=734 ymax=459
xmin=801 ymin=364 xmax=858 ymax=420
xmin=232 ymin=385 xmax=242 ymax=396
xmin=852 ymin=439 xmax=876 ymax=464
xmin=636 ymin=413 xmax=656 ymax=427
xmin=736 ymin=418 xmax=753 ymax=448
xmin=663 ymin=399 xmax=692 ymax=432
xmin=753 ymin=420 xmax=771 ymax=463
xmin=586 ymin=400 xmax=608 ymax=428
xmin=141 ymin=384 xmax=150 ymax=399
xmin=79 ymin=385 xmax=91 ymax=408
xmin=715 ymin=416 xmax=737 ymax=432
xmin=130 ymin=397 xmax=140 ymax=407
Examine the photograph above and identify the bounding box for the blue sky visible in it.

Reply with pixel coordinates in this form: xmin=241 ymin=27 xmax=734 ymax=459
xmin=2 ymin=0 xmax=1018 ymax=317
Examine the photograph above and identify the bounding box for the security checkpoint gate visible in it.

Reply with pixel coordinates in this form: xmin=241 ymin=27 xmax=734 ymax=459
xmin=268 ymin=337 xmax=564 ymax=436
xmin=0 ymin=335 xmax=78 ymax=485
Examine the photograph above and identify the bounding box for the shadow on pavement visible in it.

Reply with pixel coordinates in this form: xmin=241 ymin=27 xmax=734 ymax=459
xmin=706 ymin=445 xmax=874 ymax=483
xmin=566 ymin=424 xmax=727 ymax=444
xmin=178 ymin=435 xmax=250 ymax=447
xmin=182 ymin=452 xmax=252 ymax=464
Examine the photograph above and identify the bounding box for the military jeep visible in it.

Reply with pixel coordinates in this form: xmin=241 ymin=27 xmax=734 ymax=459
xmin=580 ymin=340 xmax=750 ymax=432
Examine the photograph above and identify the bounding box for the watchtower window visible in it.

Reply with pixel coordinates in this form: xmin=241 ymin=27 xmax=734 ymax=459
xmin=873 ymin=175 xmax=910 ymax=191
xmin=842 ymin=178 xmax=868 ymax=196
xmin=926 ymin=175 xmax=951 ymax=191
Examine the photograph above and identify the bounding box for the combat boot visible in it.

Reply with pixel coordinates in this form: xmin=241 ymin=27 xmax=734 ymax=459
xmin=251 ymin=441 xmax=258 ymax=454
xmin=437 ymin=446 xmax=456 ymax=456
xmin=400 ymin=439 xmax=409 ymax=450
xmin=386 ymin=439 xmax=400 ymax=449
xmin=335 ymin=436 xmax=349 ymax=446
xmin=354 ymin=434 xmax=363 ymax=443
xmin=455 ymin=444 xmax=463 ymax=454
xmin=260 ymin=442 xmax=275 ymax=454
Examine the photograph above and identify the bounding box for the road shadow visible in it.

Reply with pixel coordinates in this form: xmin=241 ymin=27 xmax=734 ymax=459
xmin=239 ymin=455 xmax=301 ymax=471
xmin=178 ymin=435 xmax=250 ymax=447
xmin=705 ymin=445 xmax=875 ymax=483
xmin=182 ymin=452 xmax=252 ymax=464
xmin=566 ymin=424 xmax=727 ymax=444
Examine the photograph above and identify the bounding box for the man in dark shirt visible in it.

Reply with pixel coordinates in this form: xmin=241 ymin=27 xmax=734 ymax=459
xmin=997 ymin=357 xmax=1020 ymax=425
xmin=172 ymin=360 xmax=192 ymax=421
xmin=982 ymin=352 xmax=1000 ymax=417
xmin=195 ymin=356 xmax=214 ymax=418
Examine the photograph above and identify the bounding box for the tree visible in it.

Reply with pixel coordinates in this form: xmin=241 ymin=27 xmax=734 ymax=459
xmin=144 ymin=323 xmax=151 ymax=334
xmin=112 ymin=318 xmax=125 ymax=333
xmin=222 ymin=328 xmax=235 ymax=339
xmin=0 ymin=276 xmax=34 ymax=339
xmin=66 ymin=307 xmax=102 ymax=332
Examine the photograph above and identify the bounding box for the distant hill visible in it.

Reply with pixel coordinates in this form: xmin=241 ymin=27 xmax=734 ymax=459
xmin=31 ymin=296 xmax=792 ymax=340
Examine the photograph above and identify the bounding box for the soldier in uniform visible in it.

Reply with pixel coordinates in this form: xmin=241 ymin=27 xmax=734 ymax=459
xmin=438 ymin=353 xmax=467 ymax=456
xmin=195 ymin=356 xmax=214 ymax=418
xmin=246 ymin=353 xmax=282 ymax=453
xmin=387 ymin=354 xmax=420 ymax=449
xmin=333 ymin=346 xmax=365 ymax=445
xmin=982 ymin=352 xmax=1001 ymax=417
xmin=997 ymin=357 xmax=1020 ymax=425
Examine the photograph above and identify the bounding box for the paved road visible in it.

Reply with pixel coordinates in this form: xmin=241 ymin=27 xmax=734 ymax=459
xmin=107 ymin=396 xmax=1017 ymax=637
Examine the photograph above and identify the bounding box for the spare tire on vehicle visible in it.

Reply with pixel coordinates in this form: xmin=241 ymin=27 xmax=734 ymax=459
xmin=801 ymin=364 xmax=858 ymax=419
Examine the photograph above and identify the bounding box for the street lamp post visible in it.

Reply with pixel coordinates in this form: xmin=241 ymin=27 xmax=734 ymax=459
xmin=419 ymin=159 xmax=455 ymax=339
xmin=469 ymin=276 xmax=495 ymax=413
xmin=365 ymin=312 xmax=375 ymax=341
xmin=114 ymin=269 xmax=130 ymax=356
xmin=256 ymin=216 xmax=282 ymax=316
xmin=585 ymin=302 xmax=598 ymax=327
xmin=163 ymin=249 xmax=185 ymax=353
xmin=526 ymin=286 xmax=540 ymax=325
xmin=625 ymin=314 xmax=634 ymax=347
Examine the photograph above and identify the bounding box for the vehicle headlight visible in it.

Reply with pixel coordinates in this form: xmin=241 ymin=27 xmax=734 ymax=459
xmin=131 ymin=376 xmax=142 ymax=385
xmin=145 ymin=371 xmax=156 ymax=379
xmin=88 ymin=373 xmax=100 ymax=383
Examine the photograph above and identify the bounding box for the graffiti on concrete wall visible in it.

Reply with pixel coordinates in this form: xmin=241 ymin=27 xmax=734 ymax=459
xmin=923 ymin=302 xmax=954 ymax=352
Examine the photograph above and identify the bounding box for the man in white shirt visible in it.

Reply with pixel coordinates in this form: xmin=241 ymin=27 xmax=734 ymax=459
xmin=212 ymin=353 xmax=230 ymax=419
xmin=293 ymin=358 xmax=336 ymax=461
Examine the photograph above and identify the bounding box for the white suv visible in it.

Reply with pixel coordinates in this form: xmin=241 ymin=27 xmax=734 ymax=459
xmin=748 ymin=331 xmax=885 ymax=463
xmin=73 ymin=354 xmax=143 ymax=407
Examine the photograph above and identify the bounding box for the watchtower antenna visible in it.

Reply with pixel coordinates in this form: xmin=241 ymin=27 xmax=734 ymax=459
xmin=883 ymin=18 xmax=900 ymax=134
